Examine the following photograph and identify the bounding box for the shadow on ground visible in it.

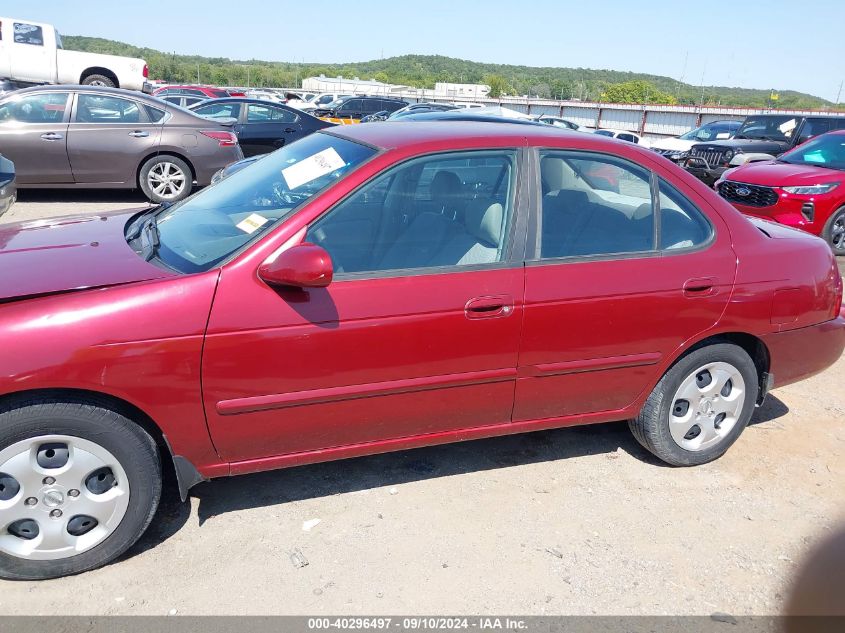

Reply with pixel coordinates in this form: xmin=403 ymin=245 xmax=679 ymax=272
xmin=127 ymin=393 xmax=791 ymax=561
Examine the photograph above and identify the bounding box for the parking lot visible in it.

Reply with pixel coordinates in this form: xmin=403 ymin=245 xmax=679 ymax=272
xmin=0 ymin=191 xmax=843 ymax=615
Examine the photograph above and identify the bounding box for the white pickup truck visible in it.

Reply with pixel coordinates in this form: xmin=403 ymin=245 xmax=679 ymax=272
xmin=0 ymin=17 xmax=150 ymax=92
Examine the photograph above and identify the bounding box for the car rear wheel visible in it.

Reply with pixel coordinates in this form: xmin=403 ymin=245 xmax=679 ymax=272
xmin=139 ymin=155 xmax=192 ymax=204
xmin=0 ymin=398 xmax=161 ymax=580
xmin=628 ymin=343 xmax=759 ymax=466
xmin=81 ymin=74 xmax=116 ymax=88
xmin=823 ymin=207 xmax=845 ymax=256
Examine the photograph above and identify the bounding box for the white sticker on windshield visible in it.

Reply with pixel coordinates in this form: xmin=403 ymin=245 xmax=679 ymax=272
xmin=236 ymin=213 xmax=270 ymax=234
xmin=779 ymin=119 xmax=797 ymax=134
xmin=281 ymin=147 xmax=345 ymax=190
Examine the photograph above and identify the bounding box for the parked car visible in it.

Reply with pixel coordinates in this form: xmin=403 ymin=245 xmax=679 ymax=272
xmin=296 ymin=93 xmax=352 ymax=112
xmin=210 ymin=154 xmax=263 ymax=184
xmin=0 ymin=85 xmax=243 ymax=203
xmin=650 ymin=120 xmax=742 ymax=162
xmin=0 ymin=18 xmax=149 ymax=91
xmin=0 ymin=79 xmax=22 ymax=98
xmin=190 ymin=97 xmax=333 ymax=157
xmin=684 ymin=114 xmax=845 ymax=185
xmin=313 ymin=95 xmax=407 ymax=123
xmin=0 ymin=122 xmax=842 ymax=580
xmin=715 ymin=130 xmax=845 ymax=254
xmin=594 ymin=129 xmax=647 ymax=145
xmin=536 ymin=115 xmax=587 ymax=132
xmin=387 ymin=102 xmax=460 ymax=119
xmin=0 ymin=153 xmax=14 ymax=217
xmin=153 ymin=85 xmax=246 ymax=109
xmin=360 ymin=110 xmax=389 ymax=123
xmin=395 ymin=110 xmax=544 ymax=126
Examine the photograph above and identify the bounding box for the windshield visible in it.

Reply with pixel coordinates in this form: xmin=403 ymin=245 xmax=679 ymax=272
xmin=680 ymin=122 xmax=739 ymax=141
xmin=779 ymin=133 xmax=845 ymax=171
xmin=146 ymin=133 xmax=376 ymax=273
xmin=735 ymin=116 xmax=799 ymax=141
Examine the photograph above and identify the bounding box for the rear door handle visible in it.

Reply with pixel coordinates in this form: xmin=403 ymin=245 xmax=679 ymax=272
xmin=465 ymin=295 xmax=514 ymax=320
xmin=683 ymin=277 xmax=716 ymax=297
xmin=284 ymin=127 xmax=296 ymax=133
xmin=129 ymin=130 xmax=150 ymax=138
xmin=40 ymin=132 xmax=63 ymax=141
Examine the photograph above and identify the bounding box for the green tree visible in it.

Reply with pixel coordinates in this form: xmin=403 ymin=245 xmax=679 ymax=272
xmin=484 ymin=74 xmax=510 ymax=98
xmin=601 ymin=80 xmax=677 ymax=105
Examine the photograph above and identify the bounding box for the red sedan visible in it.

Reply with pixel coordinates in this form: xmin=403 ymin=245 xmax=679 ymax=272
xmin=0 ymin=123 xmax=842 ymax=579
xmin=716 ymin=130 xmax=845 ymax=254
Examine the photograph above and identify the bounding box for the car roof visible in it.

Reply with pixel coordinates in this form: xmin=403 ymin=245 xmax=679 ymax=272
xmin=327 ymin=120 xmax=627 ymax=152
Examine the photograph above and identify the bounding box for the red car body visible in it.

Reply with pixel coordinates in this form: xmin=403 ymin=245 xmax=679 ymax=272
xmin=0 ymin=124 xmax=842 ymax=490
xmin=716 ymin=130 xmax=845 ymax=250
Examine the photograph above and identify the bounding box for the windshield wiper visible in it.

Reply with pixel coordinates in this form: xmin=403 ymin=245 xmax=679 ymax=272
xmin=140 ymin=216 xmax=161 ymax=262
xmin=126 ymin=202 xmax=171 ymax=241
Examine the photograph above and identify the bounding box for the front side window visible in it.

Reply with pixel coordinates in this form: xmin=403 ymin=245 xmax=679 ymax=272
xmin=246 ymin=104 xmax=296 ymax=123
xmin=305 ymin=150 xmax=517 ymax=275
xmin=13 ymin=23 xmax=43 ymax=46
xmin=194 ymin=102 xmax=241 ymax=120
xmin=538 ymin=152 xmax=654 ymax=259
xmin=0 ymin=92 xmax=69 ymax=124
xmin=143 ymin=133 xmax=376 ymax=272
xmin=76 ymin=94 xmax=141 ymax=124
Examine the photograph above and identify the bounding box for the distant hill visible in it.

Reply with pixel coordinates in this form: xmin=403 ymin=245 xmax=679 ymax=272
xmin=64 ymin=35 xmax=837 ymax=110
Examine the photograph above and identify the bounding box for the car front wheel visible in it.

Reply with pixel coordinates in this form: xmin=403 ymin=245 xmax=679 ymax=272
xmin=823 ymin=207 xmax=845 ymax=256
xmin=629 ymin=343 xmax=759 ymax=466
xmin=0 ymin=398 xmax=161 ymax=580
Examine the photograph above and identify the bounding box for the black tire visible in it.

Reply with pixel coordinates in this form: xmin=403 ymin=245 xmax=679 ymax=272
xmin=822 ymin=207 xmax=845 ymax=256
xmin=0 ymin=396 xmax=161 ymax=580
xmin=138 ymin=155 xmax=193 ymax=204
xmin=629 ymin=343 xmax=759 ymax=466
xmin=80 ymin=74 xmax=116 ymax=88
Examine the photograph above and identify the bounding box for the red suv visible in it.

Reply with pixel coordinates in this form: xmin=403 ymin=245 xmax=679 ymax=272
xmin=0 ymin=124 xmax=842 ymax=579
xmin=717 ymin=130 xmax=845 ymax=254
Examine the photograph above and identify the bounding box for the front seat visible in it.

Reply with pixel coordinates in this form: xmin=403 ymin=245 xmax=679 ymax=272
xmin=430 ymin=199 xmax=505 ymax=266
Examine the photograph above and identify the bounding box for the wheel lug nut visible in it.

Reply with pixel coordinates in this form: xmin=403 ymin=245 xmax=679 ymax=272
xmin=43 ymin=476 xmax=55 ymax=485
xmin=24 ymin=497 xmax=38 ymax=506
xmin=49 ymin=509 xmax=62 ymax=518
xmin=68 ymin=489 xmax=80 ymax=498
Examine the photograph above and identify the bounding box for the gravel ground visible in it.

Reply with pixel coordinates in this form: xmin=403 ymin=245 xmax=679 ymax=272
xmin=0 ymin=191 xmax=843 ymax=616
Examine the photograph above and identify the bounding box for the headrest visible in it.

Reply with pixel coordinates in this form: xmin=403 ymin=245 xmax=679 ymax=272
xmin=465 ymin=199 xmax=504 ymax=247
xmin=541 ymin=157 xmax=566 ymax=192
xmin=430 ymin=171 xmax=461 ymax=201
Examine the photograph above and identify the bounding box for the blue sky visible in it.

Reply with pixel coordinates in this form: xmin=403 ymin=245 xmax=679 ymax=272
xmin=4 ymin=0 xmax=844 ymax=101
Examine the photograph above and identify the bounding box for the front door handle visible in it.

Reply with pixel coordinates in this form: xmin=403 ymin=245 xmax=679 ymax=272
xmin=683 ymin=277 xmax=716 ymax=297
xmin=465 ymin=295 xmax=514 ymax=320
xmin=40 ymin=132 xmax=63 ymax=141
xmin=129 ymin=130 xmax=150 ymax=138
xmin=284 ymin=128 xmax=296 ymax=133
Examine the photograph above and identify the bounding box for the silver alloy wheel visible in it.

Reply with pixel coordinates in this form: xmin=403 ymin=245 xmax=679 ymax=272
xmin=0 ymin=435 xmax=130 ymax=560
xmin=147 ymin=162 xmax=187 ymax=200
xmin=668 ymin=362 xmax=746 ymax=452
xmin=88 ymin=80 xmax=108 ymax=87
xmin=831 ymin=212 xmax=845 ymax=250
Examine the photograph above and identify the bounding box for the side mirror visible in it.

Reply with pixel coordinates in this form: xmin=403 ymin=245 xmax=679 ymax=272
xmin=258 ymin=243 xmax=333 ymax=289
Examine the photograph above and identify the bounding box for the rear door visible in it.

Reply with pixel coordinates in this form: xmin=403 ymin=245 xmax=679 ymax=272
xmin=238 ymin=102 xmax=302 ymax=156
xmin=66 ymin=92 xmax=161 ymax=184
xmin=0 ymin=90 xmax=72 ymax=183
xmin=514 ymin=149 xmax=736 ymax=422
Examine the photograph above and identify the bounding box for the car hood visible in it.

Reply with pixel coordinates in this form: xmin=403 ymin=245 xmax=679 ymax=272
xmin=694 ymin=138 xmax=788 ymax=154
xmin=0 ymin=210 xmax=176 ymax=301
xmin=651 ymin=138 xmax=695 ymax=152
xmin=727 ymin=161 xmax=845 ymax=187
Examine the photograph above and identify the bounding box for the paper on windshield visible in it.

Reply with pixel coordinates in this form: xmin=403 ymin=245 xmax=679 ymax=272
xmin=236 ymin=213 xmax=270 ymax=234
xmin=281 ymin=147 xmax=345 ymax=190
xmin=779 ymin=119 xmax=797 ymax=135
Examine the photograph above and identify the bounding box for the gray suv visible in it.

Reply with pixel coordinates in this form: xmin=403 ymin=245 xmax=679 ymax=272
xmin=0 ymin=85 xmax=244 ymax=203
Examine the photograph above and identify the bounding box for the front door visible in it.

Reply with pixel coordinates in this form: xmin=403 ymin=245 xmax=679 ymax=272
xmin=66 ymin=92 xmax=161 ymax=184
xmin=9 ymin=22 xmax=52 ymax=83
xmin=0 ymin=91 xmax=72 ymax=184
xmin=202 ymin=148 xmax=527 ymax=462
xmin=514 ymin=149 xmax=736 ymax=422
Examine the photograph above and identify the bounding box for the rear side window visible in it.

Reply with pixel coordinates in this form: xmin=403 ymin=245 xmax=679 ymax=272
xmin=538 ymin=152 xmax=655 ymax=259
xmin=76 ymin=94 xmax=142 ymax=124
xmin=195 ymin=102 xmax=241 ymax=119
xmin=246 ymin=104 xmax=296 ymax=123
xmin=145 ymin=105 xmax=166 ymax=123
xmin=658 ymin=179 xmax=713 ymax=250
xmin=14 ymin=23 xmax=43 ymax=46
